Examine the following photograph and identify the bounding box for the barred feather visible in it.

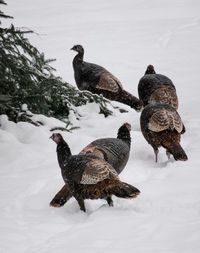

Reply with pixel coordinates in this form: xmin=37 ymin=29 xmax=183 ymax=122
xmin=148 ymin=108 xmax=183 ymax=133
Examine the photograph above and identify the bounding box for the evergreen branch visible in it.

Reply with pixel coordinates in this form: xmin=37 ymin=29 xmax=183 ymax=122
xmin=0 ymin=13 xmax=13 ymax=19
xmin=0 ymin=2 xmax=115 ymax=125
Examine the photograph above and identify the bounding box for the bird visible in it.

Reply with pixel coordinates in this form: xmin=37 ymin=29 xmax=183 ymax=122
xmin=138 ymin=65 xmax=178 ymax=110
xmin=80 ymin=122 xmax=131 ymax=174
xmin=50 ymin=123 xmax=132 ymax=207
xmin=140 ymin=103 xmax=188 ymax=162
xmin=71 ymin=44 xmax=143 ymax=111
xmin=50 ymin=132 xmax=140 ymax=212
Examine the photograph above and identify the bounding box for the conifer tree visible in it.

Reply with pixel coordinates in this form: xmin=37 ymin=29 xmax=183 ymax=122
xmin=0 ymin=1 xmax=113 ymax=125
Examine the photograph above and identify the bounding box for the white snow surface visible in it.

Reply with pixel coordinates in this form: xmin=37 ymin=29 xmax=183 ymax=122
xmin=1 ymin=0 xmax=200 ymax=252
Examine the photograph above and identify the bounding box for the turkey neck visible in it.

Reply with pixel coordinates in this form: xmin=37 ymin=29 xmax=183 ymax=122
xmin=72 ymin=50 xmax=84 ymax=69
xmin=56 ymin=140 xmax=72 ymax=170
xmin=117 ymin=129 xmax=131 ymax=146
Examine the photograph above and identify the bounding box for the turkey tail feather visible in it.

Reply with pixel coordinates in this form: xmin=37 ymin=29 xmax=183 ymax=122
xmin=110 ymin=181 xmax=140 ymax=199
xmin=117 ymin=90 xmax=143 ymax=111
xmin=167 ymin=143 xmax=188 ymax=161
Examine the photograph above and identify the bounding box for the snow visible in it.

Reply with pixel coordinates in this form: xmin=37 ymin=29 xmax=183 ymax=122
xmin=1 ymin=0 xmax=200 ymax=252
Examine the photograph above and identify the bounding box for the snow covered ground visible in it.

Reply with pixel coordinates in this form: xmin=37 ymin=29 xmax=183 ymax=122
xmin=1 ymin=0 xmax=200 ymax=252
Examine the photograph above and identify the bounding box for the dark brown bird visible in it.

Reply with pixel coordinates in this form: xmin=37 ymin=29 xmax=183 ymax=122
xmin=50 ymin=123 xmax=132 ymax=207
xmin=50 ymin=133 xmax=140 ymax=212
xmin=140 ymin=103 xmax=188 ymax=162
xmin=71 ymin=44 xmax=143 ymax=111
xmin=80 ymin=122 xmax=131 ymax=174
xmin=138 ymin=65 xmax=178 ymax=109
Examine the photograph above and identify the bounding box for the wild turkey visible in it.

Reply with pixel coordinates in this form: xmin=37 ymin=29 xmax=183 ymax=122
xmin=50 ymin=133 xmax=140 ymax=212
xmin=80 ymin=122 xmax=131 ymax=174
xmin=71 ymin=44 xmax=143 ymax=111
xmin=138 ymin=65 xmax=178 ymax=109
xmin=50 ymin=123 xmax=132 ymax=207
xmin=140 ymin=103 xmax=188 ymax=162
